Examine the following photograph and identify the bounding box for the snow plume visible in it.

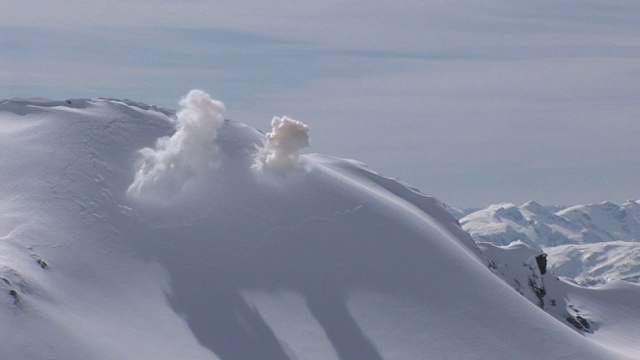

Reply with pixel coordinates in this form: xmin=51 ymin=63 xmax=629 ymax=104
xmin=254 ymin=116 xmax=310 ymax=174
xmin=128 ymin=90 xmax=225 ymax=201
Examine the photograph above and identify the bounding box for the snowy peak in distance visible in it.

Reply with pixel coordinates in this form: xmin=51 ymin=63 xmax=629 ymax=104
xmin=557 ymin=200 xmax=640 ymax=243
xmin=545 ymin=241 xmax=640 ymax=285
xmin=461 ymin=199 xmax=640 ymax=247
xmin=461 ymin=198 xmax=640 ymax=286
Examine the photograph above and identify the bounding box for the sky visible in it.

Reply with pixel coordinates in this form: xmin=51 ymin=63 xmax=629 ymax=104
xmin=2 ymin=0 xmax=640 ymax=208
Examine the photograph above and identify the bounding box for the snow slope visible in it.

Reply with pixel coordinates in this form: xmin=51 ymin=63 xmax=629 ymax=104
xmin=478 ymin=240 xmax=640 ymax=359
xmin=1 ymin=94 xmax=639 ymax=359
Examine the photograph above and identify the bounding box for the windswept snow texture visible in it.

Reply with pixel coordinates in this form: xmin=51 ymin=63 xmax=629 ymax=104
xmin=1 ymin=96 xmax=640 ymax=359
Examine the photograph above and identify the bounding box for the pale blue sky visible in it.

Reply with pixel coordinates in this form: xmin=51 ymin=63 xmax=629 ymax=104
xmin=2 ymin=1 xmax=640 ymax=207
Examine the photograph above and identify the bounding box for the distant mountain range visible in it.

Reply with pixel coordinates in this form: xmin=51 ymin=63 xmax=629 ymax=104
xmin=456 ymin=199 xmax=640 ymax=285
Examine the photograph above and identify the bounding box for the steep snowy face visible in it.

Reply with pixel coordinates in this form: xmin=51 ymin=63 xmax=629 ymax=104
xmin=479 ymin=240 xmax=640 ymax=359
xmin=478 ymin=241 xmax=596 ymax=333
xmin=0 ymin=94 xmax=636 ymax=360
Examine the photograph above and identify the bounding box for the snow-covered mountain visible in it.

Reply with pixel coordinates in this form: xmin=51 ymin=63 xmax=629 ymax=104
xmin=460 ymin=200 xmax=640 ymax=287
xmin=545 ymin=241 xmax=640 ymax=286
xmin=2 ymin=92 xmax=640 ymax=359
xmin=558 ymin=201 xmax=640 ymax=243
xmin=461 ymin=200 xmax=640 ymax=247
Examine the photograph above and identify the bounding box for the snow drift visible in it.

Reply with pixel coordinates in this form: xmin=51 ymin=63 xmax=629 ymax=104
xmin=1 ymin=93 xmax=640 ymax=359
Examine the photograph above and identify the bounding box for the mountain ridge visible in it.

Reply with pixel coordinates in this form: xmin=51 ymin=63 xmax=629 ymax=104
xmin=1 ymin=95 xmax=639 ymax=359
xmin=460 ymin=199 xmax=640 ymax=247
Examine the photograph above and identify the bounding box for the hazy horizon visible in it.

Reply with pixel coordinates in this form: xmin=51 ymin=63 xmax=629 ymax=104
xmin=2 ymin=1 xmax=639 ymax=207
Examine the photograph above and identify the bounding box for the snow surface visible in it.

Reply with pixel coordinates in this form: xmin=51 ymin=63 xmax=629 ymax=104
xmin=477 ymin=240 xmax=640 ymax=359
xmin=1 ymin=94 xmax=640 ymax=359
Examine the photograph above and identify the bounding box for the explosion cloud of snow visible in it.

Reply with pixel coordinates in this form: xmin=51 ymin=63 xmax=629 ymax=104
xmin=254 ymin=116 xmax=310 ymax=173
xmin=127 ymin=90 xmax=225 ymax=201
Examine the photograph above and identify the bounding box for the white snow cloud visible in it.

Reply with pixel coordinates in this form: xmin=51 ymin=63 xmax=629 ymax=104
xmin=254 ymin=116 xmax=309 ymax=174
xmin=128 ymin=89 xmax=225 ymax=201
